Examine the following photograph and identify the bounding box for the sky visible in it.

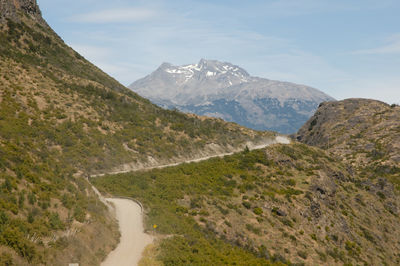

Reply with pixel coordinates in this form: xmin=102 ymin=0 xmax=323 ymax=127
xmin=37 ymin=0 xmax=400 ymax=104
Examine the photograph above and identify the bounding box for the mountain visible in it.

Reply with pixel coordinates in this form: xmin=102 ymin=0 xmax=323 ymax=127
xmin=129 ymin=59 xmax=335 ymax=134
xmin=0 ymin=1 xmax=275 ymax=264
xmin=295 ymin=99 xmax=400 ymax=189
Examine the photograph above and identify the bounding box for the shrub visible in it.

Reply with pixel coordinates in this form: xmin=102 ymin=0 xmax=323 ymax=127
xmin=345 ymin=241 xmax=360 ymax=257
xmin=253 ymin=207 xmax=263 ymax=215
xmin=316 ymin=250 xmax=327 ymax=262
xmin=360 ymin=226 xmax=376 ymax=243
xmin=286 ymin=179 xmax=296 ymax=186
xmin=216 ymin=205 xmax=229 ymax=215
xmin=198 ymin=210 xmax=209 ymax=216
xmin=310 ymin=233 xmax=317 ymax=241
xmin=376 ymin=191 xmax=386 ymax=200
xmin=224 ymin=220 xmax=232 ymax=227
xmin=281 ymin=218 xmax=293 ymax=228
xmin=245 ymin=224 xmax=261 ymax=235
xmin=175 ymin=206 xmax=188 ymax=214
xmin=298 ymin=250 xmax=308 ymax=259
xmin=242 ymin=201 xmax=251 ymax=209
xmin=0 ymin=252 xmax=13 ymax=266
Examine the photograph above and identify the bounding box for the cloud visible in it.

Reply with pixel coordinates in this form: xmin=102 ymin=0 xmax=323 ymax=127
xmin=70 ymin=44 xmax=111 ymax=60
xmin=247 ymin=0 xmax=395 ymax=18
xmin=352 ymin=34 xmax=400 ymax=55
xmin=334 ymin=78 xmax=400 ymax=104
xmin=249 ymin=50 xmax=351 ymax=92
xmin=53 ymin=0 xmax=399 ymax=103
xmin=69 ymin=8 xmax=157 ymax=23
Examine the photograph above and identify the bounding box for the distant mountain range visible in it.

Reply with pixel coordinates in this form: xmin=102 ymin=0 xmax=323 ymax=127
xmin=129 ymin=59 xmax=335 ymax=134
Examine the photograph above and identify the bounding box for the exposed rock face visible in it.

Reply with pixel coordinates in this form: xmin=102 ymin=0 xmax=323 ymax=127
xmin=295 ymin=98 xmax=400 ymax=188
xmin=129 ymin=59 xmax=334 ymax=134
xmin=0 ymin=0 xmax=44 ymax=24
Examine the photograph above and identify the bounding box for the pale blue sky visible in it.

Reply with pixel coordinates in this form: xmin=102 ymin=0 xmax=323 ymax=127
xmin=38 ymin=0 xmax=400 ymax=104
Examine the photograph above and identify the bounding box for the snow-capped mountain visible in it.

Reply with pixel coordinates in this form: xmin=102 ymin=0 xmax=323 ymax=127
xmin=129 ymin=59 xmax=335 ymax=133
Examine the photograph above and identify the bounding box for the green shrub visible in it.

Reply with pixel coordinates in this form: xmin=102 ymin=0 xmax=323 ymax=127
xmin=281 ymin=218 xmax=293 ymax=228
xmin=376 ymin=191 xmax=386 ymax=200
xmin=0 ymin=252 xmax=13 ymax=266
xmin=286 ymin=179 xmax=296 ymax=186
xmin=242 ymin=201 xmax=251 ymax=209
xmin=253 ymin=207 xmax=263 ymax=215
xmin=245 ymin=224 xmax=261 ymax=235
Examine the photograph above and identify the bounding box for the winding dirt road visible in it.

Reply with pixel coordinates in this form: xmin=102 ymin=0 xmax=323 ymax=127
xmin=101 ymin=198 xmax=153 ymax=266
xmin=98 ymin=136 xmax=290 ymax=265
xmin=94 ymin=136 xmax=291 ymax=177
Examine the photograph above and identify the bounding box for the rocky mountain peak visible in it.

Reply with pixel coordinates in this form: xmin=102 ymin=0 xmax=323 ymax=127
xmin=199 ymin=59 xmax=250 ymax=78
xmin=0 ymin=0 xmax=45 ymax=24
xmin=130 ymin=60 xmax=335 ymax=133
xmin=157 ymin=59 xmax=248 ymax=78
xmin=158 ymin=62 xmax=172 ymax=69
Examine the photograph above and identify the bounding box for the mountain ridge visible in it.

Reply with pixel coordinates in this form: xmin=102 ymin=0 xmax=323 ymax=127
xmin=129 ymin=59 xmax=335 ymax=134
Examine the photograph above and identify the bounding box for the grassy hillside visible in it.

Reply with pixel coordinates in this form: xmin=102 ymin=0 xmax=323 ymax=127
xmin=295 ymin=99 xmax=400 ymax=190
xmin=0 ymin=7 xmax=272 ymax=264
xmin=93 ymin=143 xmax=400 ymax=265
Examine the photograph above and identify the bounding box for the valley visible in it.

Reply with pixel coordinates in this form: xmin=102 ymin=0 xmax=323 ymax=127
xmin=0 ymin=1 xmax=273 ymax=264
xmin=0 ymin=1 xmax=399 ymax=265
xmin=94 ymin=139 xmax=400 ymax=265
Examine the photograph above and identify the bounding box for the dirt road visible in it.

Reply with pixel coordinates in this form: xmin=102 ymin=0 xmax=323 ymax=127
xmin=94 ymin=136 xmax=291 ymax=177
xmin=101 ymin=198 xmax=153 ymax=266
xmin=98 ymin=135 xmax=291 ymax=265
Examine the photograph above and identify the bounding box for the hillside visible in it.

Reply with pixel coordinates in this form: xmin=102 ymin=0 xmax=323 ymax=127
xmin=93 ymin=143 xmax=400 ymax=265
xmin=295 ymin=99 xmax=400 ymax=190
xmin=0 ymin=1 xmax=273 ymax=264
xmin=129 ymin=59 xmax=334 ymax=134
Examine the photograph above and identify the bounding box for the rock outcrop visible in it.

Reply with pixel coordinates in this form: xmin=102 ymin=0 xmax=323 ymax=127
xmin=295 ymin=98 xmax=400 ymax=195
xmin=0 ymin=0 xmax=45 ymax=25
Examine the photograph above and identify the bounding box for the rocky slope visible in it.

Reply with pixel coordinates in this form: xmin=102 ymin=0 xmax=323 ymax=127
xmin=295 ymin=98 xmax=400 ymax=189
xmin=0 ymin=1 xmax=273 ymax=264
xmin=129 ymin=59 xmax=335 ymax=134
xmin=0 ymin=0 xmax=45 ymax=25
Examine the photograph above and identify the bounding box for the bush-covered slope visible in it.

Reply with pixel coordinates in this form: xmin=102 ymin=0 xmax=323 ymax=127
xmin=0 ymin=17 xmax=271 ymax=175
xmin=93 ymin=143 xmax=400 ymax=265
xmin=295 ymin=99 xmax=400 ymax=190
xmin=0 ymin=2 xmax=272 ymax=264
